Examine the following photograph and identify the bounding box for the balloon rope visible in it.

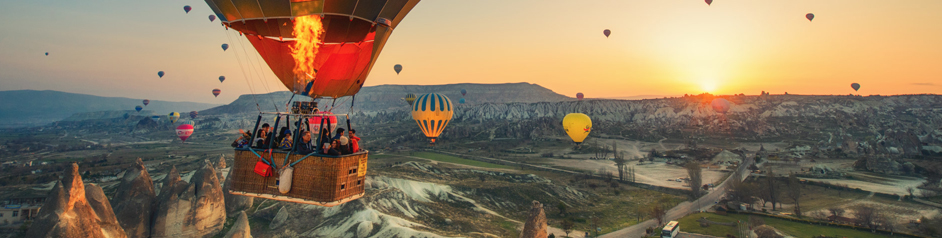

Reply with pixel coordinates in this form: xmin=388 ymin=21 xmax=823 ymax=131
xmin=224 ymin=28 xmax=262 ymax=112
xmin=236 ymin=35 xmax=280 ymax=112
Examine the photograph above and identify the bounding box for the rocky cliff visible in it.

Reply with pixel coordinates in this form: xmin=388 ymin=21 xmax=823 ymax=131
xmin=25 ymin=163 xmax=127 ymax=238
xmin=151 ymin=161 xmax=226 ymax=238
xmin=111 ymin=158 xmax=156 ymax=238
xmin=519 ymin=201 xmax=548 ymax=238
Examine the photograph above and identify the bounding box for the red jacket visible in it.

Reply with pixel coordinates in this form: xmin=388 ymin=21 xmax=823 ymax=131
xmin=350 ymin=135 xmax=361 ymax=152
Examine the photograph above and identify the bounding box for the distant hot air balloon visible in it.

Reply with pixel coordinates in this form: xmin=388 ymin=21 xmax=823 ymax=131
xmin=157 ymin=71 xmax=164 ymax=78
xmin=851 ymin=83 xmax=860 ymax=91
xmin=209 ymin=15 xmax=216 ymax=22
xmin=576 ymin=93 xmax=584 ymax=100
xmin=212 ymin=89 xmax=221 ymax=97
xmin=563 ymin=113 xmax=592 ymax=144
xmin=705 ymin=0 xmax=713 ymax=6
xmin=711 ymin=98 xmax=731 ymax=114
xmin=184 ymin=5 xmax=192 ymax=13
xmin=603 ymin=29 xmax=611 ymax=38
xmin=221 ymin=44 xmax=229 ymax=51
xmin=189 ymin=111 xmax=198 ymax=119
xmin=405 ymin=93 xmax=417 ymax=106
xmin=806 ymin=13 xmax=815 ymax=22
xmin=143 ymin=99 xmax=150 ymax=106
xmin=309 ymin=112 xmax=338 ymax=135
xmin=151 ymin=115 xmax=161 ymax=122
xmin=123 ymin=113 xmax=130 ymax=119
xmin=218 ymin=76 xmax=226 ymax=83
xmin=394 ymin=64 xmax=403 ymax=75
xmin=45 ymin=52 xmax=49 ymax=56
xmin=168 ymin=112 xmax=180 ymax=124
xmin=460 ymin=89 xmax=467 ymax=96
xmin=135 ymin=106 xmax=143 ymax=112
xmin=412 ymin=93 xmax=454 ymax=145
xmin=459 ymin=98 xmax=466 ymax=104
xmin=176 ymin=124 xmax=194 ymax=142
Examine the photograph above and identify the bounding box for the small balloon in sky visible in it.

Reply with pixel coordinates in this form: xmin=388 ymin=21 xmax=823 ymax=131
xmin=221 ymin=44 xmax=229 ymax=51
xmin=157 ymin=71 xmax=165 ymax=78
xmin=209 ymin=15 xmax=216 ymax=22
xmin=135 ymin=106 xmax=143 ymax=112
xmin=851 ymin=83 xmax=860 ymax=91
xmin=576 ymin=92 xmax=584 ymax=100
xmin=394 ymin=64 xmax=403 ymax=74
xmin=806 ymin=13 xmax=815 ymax=22
xmin=603 ymin=29 xmax=611 ymax=38
xmin=218 ymin=76 xmax=226 ymax=83
xmin=705 ymin=0 xmax=713 ymax=6
xmin=184 ymin=5 xmax=192 ymax=14
xmin=45 ymin=52 xmax=49 ymax=56
xmin=143 ymin=99 xmax=150 ymax=106
xmin=212 ymin=89 xmax=221 ymax=97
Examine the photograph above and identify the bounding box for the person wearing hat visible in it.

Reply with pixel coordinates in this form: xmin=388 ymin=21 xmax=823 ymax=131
xmin=338 ymin=136 xmax=352 ymax=155
xmin=278 ymin=129 xmax=293 ymax=150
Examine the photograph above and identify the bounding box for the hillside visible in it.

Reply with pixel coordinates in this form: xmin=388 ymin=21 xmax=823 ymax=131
xmin=0 ymin=90 xmax=219 ymax=128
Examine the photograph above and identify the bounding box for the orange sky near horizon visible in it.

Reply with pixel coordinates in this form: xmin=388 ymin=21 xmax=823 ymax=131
xmin=1 ymin=0 xmax=940 ymax=103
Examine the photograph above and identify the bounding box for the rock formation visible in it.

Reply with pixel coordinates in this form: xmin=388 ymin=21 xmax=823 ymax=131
xmin=519 ymin=201 xmax=547 ymax=238
xmin=269 ymin=206 xmax=289 ymax=229
xmin=151 ymin=161 xmax=226 ymax=238
xmin=224 ymin=211 xmax=252 ymax=238
xmin=25 ymin=163 xmax=127 ymax=238
xmin=224 ymin=170 xmax=253 ymax=216
xmin=111 ymin=158 xmax=156 ymax=238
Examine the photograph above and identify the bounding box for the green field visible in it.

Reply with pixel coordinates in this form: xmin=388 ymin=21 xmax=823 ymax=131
xmin=677 ymin=212 xmax=893 ymax=238
xmin=411 ymin=152 xmax=514 ymax=169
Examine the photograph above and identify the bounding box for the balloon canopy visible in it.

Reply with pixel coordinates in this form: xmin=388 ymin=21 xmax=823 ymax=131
xmin=219 ymin=76 xmax=226 ymax=83
xmin=603 ymin=29 xmax=611 ymax=38
xmin=394 ymin=64 xmax=403 ymax=75
xmin=705 ymin=0 xmax=713 ymax=5
xmin=189 ymin=111 xmax=198 ymax=119
xmin=45 ymin=52 xmax=49 ymax=56
xmin=458 ymin=98 xmax=465 ymax=104
xmin=851 ymin=83 xmax=860 ymax=91
xmin=157 ymin=71 xmax=164 ymax=78
xmin=143 ymin=99 xmax=150 ymax=106
xmin=711 ymin=98 xmax=731 ymax=114
xmin=460 ymin=89 xmax=467 ymax=96
xmin=411 ymin=93 xmax=453 ymax=144
xmin=176 ymin=124 xmax=194 ymax=142
xmin=151 ymin=115 xmax=161 ymax=122
xmin=563 ymin=113 xmax=592 ymax=144
xmin=209 ymin=15 xmax=216 ymax=22
xmin=308 ymin=112 xmax=338 ymax=135
xmin=168 ymin=112 xmax=181 ymax=124
xmin=212 ymin=89 xmax=221 ymax=97
xmin=123 ymin=113 xmax=130 ymax=119
xmin=184 ymin=5 xmax=192 ymax=13
xmin=221 ymin=43 xmax=229 ymax=51
xmin=576 ymin=93 xmax=584 ymax=100
xmin=405 ymin=93 xmax=417 ymax=106
xmin=204 ymin=0 xmax=420 ymax=98
xmin=135 ymin=106 xmax=142 ymax=112
xmin=806 ymin=13 xmax=815 ymax=21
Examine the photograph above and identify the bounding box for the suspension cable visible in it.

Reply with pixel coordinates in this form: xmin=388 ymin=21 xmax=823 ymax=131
xmin=223 ymin=26 xmax=261 ymax=112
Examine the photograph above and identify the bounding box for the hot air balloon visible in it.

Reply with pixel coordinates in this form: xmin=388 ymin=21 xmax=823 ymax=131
xmin=184 ymin=5 xmax=192 ymax=13
xmin=219 ymin=76 xmax=226 ymax=83
xmin=209 ymin=15 xmax=216 ymax=22
xmin=143 ymin=99 xmax=150 ymax=106
xmin=176 ymin=124 xmax=194 ymax=142
xmin=212 ymin=89 xmax=221 ymax=97
xmin=151 ymin=115 xmax=161 ymax=122
xmin=157 ymin=71 xmax=164 ymax=78
xmin=603 ymin=29 xmax=611 ymax=38
xmin=168 ymin=112 xmax=181 ymax=124
xmin=45 ymin=52 xmax=49 ymax=56
xmin=394 ymin=64 xmax=403 ymax=75
xmin=705 ymin=0 xmax=713 ymax=6
xmin=308 ymin=112 xmax=338 ymax=135
xmin=563 ymin=113 xmax=592 ymax=144
xmin=221 ymin=44 xmax=229 ymax=51
xmin=806 ymin=13 xmax=815 ymax=22
xmin=711 ymin=98 xmax=731 ymax=114
xmin=460 ymin=89 xmax=467 ymax=96
xmin=190 ymin=111 xmax=198 ymax=119
xmin=412 ymin=93 xmax=453 ymax=144
xmin=851 ymin=83 xmax=860 ymax=91
xmin=405 ymin=93 xmax=417 ymax=106
xmin=135 ymin=106 xmax=143 ymax=112
xmin=123 ymin=113 xmax=131 ymax=119
xmin=459 ymin=98 xmax=465 ymax=104
xmin=576 ymin=93 xmax=584 ymax=100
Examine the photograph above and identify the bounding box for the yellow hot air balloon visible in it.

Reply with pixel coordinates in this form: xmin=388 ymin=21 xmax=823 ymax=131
xmin=168 ymin=112 xmax=181 ymax=124
xmin=405 ymin=93 xmax=417 ymax=106
xmin=563 ymin=113 xmax=592 ymax=144
xmin=411 ymin=93 xmax=453 ymax=144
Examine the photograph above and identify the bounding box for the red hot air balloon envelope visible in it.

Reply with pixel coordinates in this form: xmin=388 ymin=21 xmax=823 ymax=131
xmin=212 ymin=89 xmax=221 ymax=97
xmin=603 ymin=29 xmax=611 ymax=38
xmin=806 ymin=13 xmax=815 ymax=22
xmin=576 ymin=93 xmax=584 ymax=100
xmin=143 ymin=99 xmax=150 ymax=106
xmin=308 ymin=112 xmax=338 ymax=134
xmin=184 ymin=5 xmax=192 ymax=13
xmin=711 ymin=98 xmax=731 ymax=114
xmin=176 ymin=124 xmax=194 ymax=142
xmin=705 ymin=0 xmax=713 ymax=6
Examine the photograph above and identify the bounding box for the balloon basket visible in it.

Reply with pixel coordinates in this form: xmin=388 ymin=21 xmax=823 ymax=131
xmin=229 ymin=149 xmax=368 ymax=206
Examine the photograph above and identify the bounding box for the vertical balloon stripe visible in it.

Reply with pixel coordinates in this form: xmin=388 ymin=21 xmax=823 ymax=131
xmin=420 ymin=94 xmax=428 ymax=111
xmin=436 ymin=120 xmax=443 ymax=134
xmin=430 ymin=94 xmax=437 ymax=111
xmin=445 ymin=96 xmax=451 ymax=111
xmin=422 ymin=120 xmax=429 ymax=134
xmin=436 ymin=94 xmax=444 ymax=111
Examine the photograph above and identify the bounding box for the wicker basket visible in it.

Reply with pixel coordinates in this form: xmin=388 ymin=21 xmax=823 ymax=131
xmin=229 ymin=149 xmax=368 ymax=206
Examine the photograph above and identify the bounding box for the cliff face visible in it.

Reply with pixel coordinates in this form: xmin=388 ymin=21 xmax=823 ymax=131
xmin=25 ymin=163 xmax=127 ymax=238
xmin=111 ymin=158 xmax=156 ymax=238
xmin=151 ymin=161 xmax=227 ymax=238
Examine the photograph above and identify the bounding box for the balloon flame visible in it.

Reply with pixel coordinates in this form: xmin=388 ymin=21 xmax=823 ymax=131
xmin=290 ymin=15 xmax=325 ymax=91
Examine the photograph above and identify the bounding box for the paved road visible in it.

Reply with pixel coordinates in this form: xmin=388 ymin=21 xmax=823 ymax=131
xmin=600 ymin=157 xmax=754 ymax=238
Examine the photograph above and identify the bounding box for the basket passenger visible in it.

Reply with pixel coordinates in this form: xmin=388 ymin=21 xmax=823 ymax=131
xmin=231 ymin=129 xmax=252 ymax=148
xmin=278 ymin=130 xmax=293 ymax=150
xmin=297 ymin=131 xmax=315 ymax=154
xmin=349 ymin=129 xmax=360 ymax=153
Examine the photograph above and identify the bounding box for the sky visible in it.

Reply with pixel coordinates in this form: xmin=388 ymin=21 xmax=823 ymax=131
xmin=1 ymin=0 xmax=941 ymax=104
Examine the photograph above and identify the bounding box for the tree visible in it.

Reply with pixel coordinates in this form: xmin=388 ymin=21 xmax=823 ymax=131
xmin=557 ymin=202 xmax=567 ymax=215
xmin=648 ymin=203 xmax=667 ymax=226
xmin=561 ymin=219 xmax=574 ymax=238
xmin=610 ymin=181 xmax=619 ymax=192
xmin=613 ymin=140 xmax=627 ymax=181
xmin=785 ymin=173 xmax=803 ymax=218
xmin=764 ymin=165 xmax=779 ymax=210
xmin=827 ymin=207 xmax=845 ymax=218
xmin=648 ymin=148 xmax=658 ymax=159
xmin=851 ymin=204 xmax=884 ymax=231
xmin=686 ymin=161 xmax=703 ymax=199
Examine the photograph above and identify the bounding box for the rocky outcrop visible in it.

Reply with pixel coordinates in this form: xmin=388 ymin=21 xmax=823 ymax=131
xmin=224 ymin=170 xmax=253 ymax=216
xmin=224 ymin=211 xmax=252 ymax=238
xmin=269 ymin=206 xmax=289 ymax=229
xmin=111 ymin=158 xmax=156 ymax=238
xmin=151 ymin=161 xmax=226 ymax=238
xmin=519 ymin=201 xmax=547 ymax=238
xmin=26 ymin=163 xmax=127 ymax=238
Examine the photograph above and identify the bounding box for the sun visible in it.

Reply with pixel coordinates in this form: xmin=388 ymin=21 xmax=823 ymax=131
xmin=700 ymin=78 xmax=718 ymax=93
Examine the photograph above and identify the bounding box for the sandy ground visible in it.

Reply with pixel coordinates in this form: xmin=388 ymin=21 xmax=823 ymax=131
xmin=803 ymin=173 xmax=926 ymax=195
xmin=545 ymin=159 xmax=728 ymax=189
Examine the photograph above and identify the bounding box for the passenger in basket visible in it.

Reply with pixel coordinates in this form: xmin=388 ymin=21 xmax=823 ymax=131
xmin=338 ymin=137 xmax=352 ymax=155
xmin=298 ymin=131 xmax=315 ymax=154
xmin=349 ymin=129 xmax=360 ymax=153
xmin=278 ymin=130 xmax=293 ymax=150
xmin=326 ymin=140 xmax=342 ymax=156
xmin=333 ymin=128 xmax=348 ymax=144
xmin=231 ymin=129 xmax=252 ymax=148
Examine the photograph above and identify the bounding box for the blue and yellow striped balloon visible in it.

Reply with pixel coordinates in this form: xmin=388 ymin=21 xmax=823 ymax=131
xmin=411 ymin=93 xmax=454 ymax=144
